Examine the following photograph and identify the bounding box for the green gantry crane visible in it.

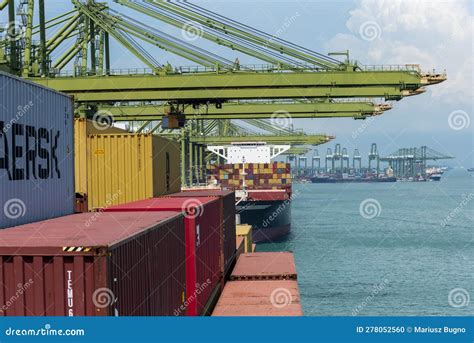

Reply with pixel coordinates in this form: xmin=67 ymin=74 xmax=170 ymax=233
xmin=0 ymin=0 xmax=447 ymax=187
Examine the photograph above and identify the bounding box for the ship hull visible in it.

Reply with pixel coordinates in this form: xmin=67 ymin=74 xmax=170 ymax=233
xmin=237 ymin=200 xmax=291 ymax=243
xmin=311 ymin=176 xmax=397 ymax=183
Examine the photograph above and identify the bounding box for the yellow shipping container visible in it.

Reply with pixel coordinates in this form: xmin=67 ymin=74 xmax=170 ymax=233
xmin=74 ymin=119 xmax=127 ymax=195
xmin=236 ymin=224 xmax=253 ymax=253
xmin=87 ymin=134 xmax=180 ymax=210
xmin=74 ymin=120 xmax=181 ymax=211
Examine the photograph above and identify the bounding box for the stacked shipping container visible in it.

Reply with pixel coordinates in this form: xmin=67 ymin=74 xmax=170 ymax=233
xmin=207 ymin=162 xmax=292 ymax=191
xmin=164 ymin=190 xmax=236 ymax=277
xmin=74 ymin=120 xmax=181 ymax=211
xmin=104 ymin=197 xmax=222 ymax=316
xmin=0 ymin=212 xmax=186 ymax=316
xmin=213 ymin=252 xmax=302 ymax=316
xmin=0 ymin=72 xmax=75 ymax=229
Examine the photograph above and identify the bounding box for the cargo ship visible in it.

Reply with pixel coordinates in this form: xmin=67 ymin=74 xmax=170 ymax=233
xmin=207 ymin=143 xmax=292 ymax=243
xmin=311 ymin=175 xmax=396 ymax=183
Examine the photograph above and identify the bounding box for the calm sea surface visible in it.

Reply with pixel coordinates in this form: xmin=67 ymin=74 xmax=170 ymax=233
xmin=258 ymin=169 xmax=473 ymax=316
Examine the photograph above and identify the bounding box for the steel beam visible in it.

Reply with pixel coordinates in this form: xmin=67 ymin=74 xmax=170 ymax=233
xmin=189 ymin=134 xmax=333 ymax=145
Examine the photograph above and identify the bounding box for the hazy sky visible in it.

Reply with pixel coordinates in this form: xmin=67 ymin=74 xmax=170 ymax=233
xmin=2 ymin=0 xmax=472 ymax=166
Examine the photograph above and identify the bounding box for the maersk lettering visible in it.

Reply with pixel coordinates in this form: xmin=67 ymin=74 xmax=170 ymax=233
xmin=0 ymin=121 xmax=61 ymax=181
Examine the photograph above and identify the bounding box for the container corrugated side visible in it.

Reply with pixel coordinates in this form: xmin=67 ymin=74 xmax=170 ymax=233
xmin=104 ymin=197 xmax=221 ymax=316
xmin=212 ymin=280 xmax=303 ymax=316
xmin=86 ymin=134 xmax=181 ymax=210
xmin=0 ymin=72 xmax=74 ymax=229
xmin=74 ymin=118 xmax=126 ymax=196
xmin=165 ymin=190 xmax=236 ymax=276
xmin=0 ymin=211 xmax=186 ymax=316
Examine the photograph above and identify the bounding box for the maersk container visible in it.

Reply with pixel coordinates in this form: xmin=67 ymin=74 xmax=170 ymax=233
xmin=0 ymin=211 xmax=186 ymax=316
xmin=0 ymin=72 xmax=74 ymax=229
xmin=104 ymin=197 xmax=221 ymax=316
xmin=165 ymin=190 xmax=237 ymax=276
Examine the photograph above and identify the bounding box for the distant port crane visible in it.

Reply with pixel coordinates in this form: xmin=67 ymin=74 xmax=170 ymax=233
xmin=380 ymin=146 xmax=454 ymax=178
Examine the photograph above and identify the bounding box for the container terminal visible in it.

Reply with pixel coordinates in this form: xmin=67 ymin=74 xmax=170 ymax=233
xmin=297 ymin=143 xmax=454 ymax=183
xmin=0 ymin=1 xmax=446 ymax=317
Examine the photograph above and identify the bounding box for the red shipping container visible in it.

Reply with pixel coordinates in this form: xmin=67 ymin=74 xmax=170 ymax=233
xmin=165 ymin=190 xmax=236 ymax=277
xmin=104 ymin=197 xmax=221 ymax=316
xmin=212 ymin=280 xmax=303 ymax=316
xmin=0 ymin=212 xmax=185 ymax=316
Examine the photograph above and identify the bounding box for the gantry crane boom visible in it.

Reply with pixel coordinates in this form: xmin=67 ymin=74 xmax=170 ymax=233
xmin=98 ymin=101 xmax=390 ymax=121
xmin=30 ymin=69 xmax=436 ymax=102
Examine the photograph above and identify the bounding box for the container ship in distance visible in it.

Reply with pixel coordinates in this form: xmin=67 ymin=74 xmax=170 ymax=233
xmin=207 ymin=143 xmax=292 ymax=243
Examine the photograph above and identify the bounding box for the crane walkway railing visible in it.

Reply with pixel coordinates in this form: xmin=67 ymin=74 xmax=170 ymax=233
xmin=47 ymin=63 xmax=425 ymax=78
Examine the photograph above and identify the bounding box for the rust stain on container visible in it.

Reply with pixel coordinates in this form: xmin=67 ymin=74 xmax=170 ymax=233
xmin=104 ymin=197 xmax=222 ymax=316
xmin=230 ymin=252 xmax=297 ymax=281
xmin=164 ymin=190 xmax=236 ymax=276
xmin=212 ymin=280 xmax=302 ymax=316
xmin=0 ymin=212 xmax=185 ymax=316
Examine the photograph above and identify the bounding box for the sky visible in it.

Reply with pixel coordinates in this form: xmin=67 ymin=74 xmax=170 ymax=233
xmin=2 ymin=0 xmax=473 ymax=167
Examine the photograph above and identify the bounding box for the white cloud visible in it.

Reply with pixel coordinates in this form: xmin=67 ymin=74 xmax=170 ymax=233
xmin=325 ymin=0 xmax=473 ymax=105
